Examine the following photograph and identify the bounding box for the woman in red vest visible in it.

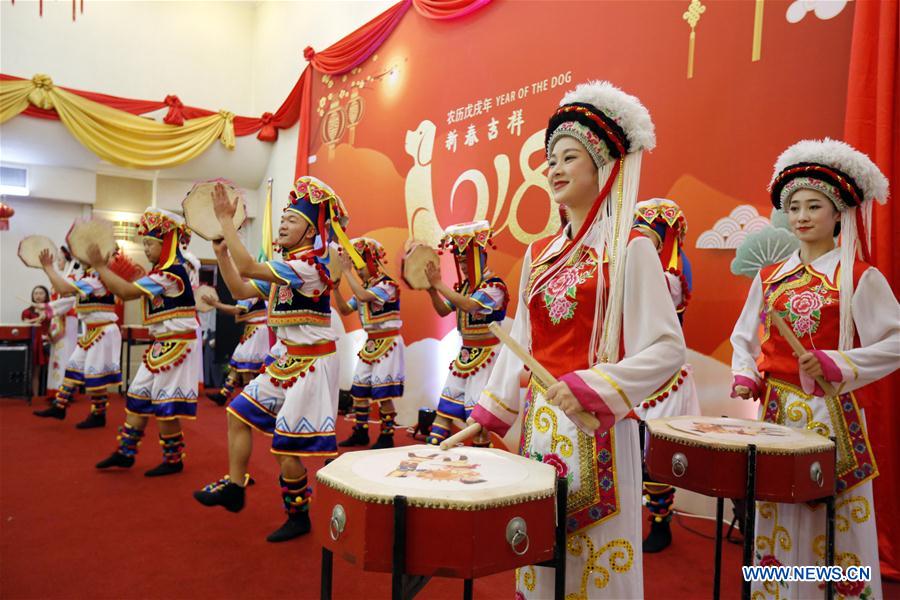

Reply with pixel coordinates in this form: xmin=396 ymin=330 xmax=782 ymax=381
xmin=731 ymin=139 xmax=898 ymax=599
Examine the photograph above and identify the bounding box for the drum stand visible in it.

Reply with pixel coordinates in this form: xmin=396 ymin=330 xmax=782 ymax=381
xmin=711 ymin=443 xmax=837 ymax=600
xmin=320 ymin=478 xmax=569 ymax=600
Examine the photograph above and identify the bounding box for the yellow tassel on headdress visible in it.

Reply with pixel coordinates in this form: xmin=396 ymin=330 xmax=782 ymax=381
xmin=668 ymin=238 xmax=680 ymax=272
xmin=328 ymin=204 xmax=365 ymax=269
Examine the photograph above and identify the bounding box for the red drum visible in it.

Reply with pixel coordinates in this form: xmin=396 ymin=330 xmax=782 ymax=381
xmin=0 ymin=324 xmax=34 ymax=341
xmin=646 ymin=416 xmax=835 ymax=503
xmin=312 ymin=445 xmax=557 ymax=578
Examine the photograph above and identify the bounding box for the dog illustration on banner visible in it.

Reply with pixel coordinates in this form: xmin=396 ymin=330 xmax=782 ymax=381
xmin=404 ymin=119 xmax=560 ymax=247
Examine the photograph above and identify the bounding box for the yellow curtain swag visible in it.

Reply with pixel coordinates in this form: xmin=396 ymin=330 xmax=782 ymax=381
xmin=0 ymin=74 xmax=237 ymax=169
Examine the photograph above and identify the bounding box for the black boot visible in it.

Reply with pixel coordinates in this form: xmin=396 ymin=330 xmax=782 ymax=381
xmin=144 ymin=461 xmax=184 ymax=477
xmin=205 ymin=390 xmax=227 ymax=407
xmin=370 ymin=432 xmax=394 ymax=450
xmin=338 ymin=427 xmax=369 ymax=448
xmin=643 ymin=519 xmax=672 ymax=553
xmin=34 ymin=405 xmax=66 ymax=420
xmin=266 ymin=512 xmax=311 ymax=543
xmin=75 ymin=412 xmax=106 ymax=429
xmin=193 ymin=476 xmax=246 ymax=512
xmin=96 ymin=452 xmax=135 ymax=469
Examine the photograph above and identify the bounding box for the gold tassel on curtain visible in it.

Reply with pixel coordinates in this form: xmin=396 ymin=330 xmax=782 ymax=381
xmin=0 ymin=74 xmax=236 ymax=169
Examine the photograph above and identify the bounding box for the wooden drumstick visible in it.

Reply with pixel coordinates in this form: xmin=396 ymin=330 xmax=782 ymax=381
xmin=768 ymin=310 xmax=837 ymax=397
xmin=488 ymin=323 xmax=601 ymax=432
xmin=439 ymin=423 xmax=482 ymax=450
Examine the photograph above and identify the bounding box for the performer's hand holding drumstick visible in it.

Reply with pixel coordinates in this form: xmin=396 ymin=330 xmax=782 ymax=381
xmin=441 ymin=323 xmax=601 ymax=450
xmin=768 ymin=309 xmax=837 ymax=397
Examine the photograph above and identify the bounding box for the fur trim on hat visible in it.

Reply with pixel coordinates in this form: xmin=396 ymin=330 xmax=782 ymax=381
xmin=559 ymin=80 xmax=656 ymax=152
xmin=770 ymin=138 xmax=889 ymax=205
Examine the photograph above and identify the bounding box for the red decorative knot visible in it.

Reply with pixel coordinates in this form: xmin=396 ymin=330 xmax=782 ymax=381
xmin=303 ymin=46 xmax=316 ymax=61
xmin=163 ymin=95 xmax=185 ymax=126
xmin=649 ymin=399 xmax=657 ymax=407
xmin=681 ymin=369 xmax=688 ymax=377
xmin=642 ymin=402 xmax=649 ymax=409
xmin=672 ymin=384 xmax=679 ymax=391
xmin=661 ymin=392 xmax=669 ymax=399
xmin=257 ymin=112 xmax=278 ymax=142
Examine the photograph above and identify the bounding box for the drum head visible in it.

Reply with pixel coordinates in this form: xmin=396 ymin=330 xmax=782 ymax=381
xmin=66 ymin=219 xmax=117 ymax=265
xmin=18 ymin=235 xmax=56 ymax=269
xmin=182 ymin=179 xmax=247 ymax=241
xmin=402 ymin=243 xmax=439 ymax=290
xmin=647 ymin=416 xmax=833 ymax=453
xmin=195 ymin=285 xmax=219 ymax=313
xmin=317 ymin=445 xmax=555 ymax=510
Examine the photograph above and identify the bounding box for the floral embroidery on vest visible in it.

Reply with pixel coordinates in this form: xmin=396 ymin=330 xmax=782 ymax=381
xmin=780 ymin=283 xmax=835 ymax=338
xmin=541 ymin=251 xmax=597 ymax=325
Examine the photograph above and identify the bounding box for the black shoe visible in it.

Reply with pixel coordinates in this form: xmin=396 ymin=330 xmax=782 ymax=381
xmin=205 ymin=391 xmax=227 ymax=407
xmin=34 ymin=405 xmax=66 ymax=420
xmin=75 ymin=413 xmax=106 ymax=429
xmin=266 ymin=512 xmax=311 ymax=543
xmin=370 ymin=433 xmax=394 ymax=450
xmin=642 ymin=519 xmax=672 ymax=553
xmin=144 ymin=461 xmax=184 ymax=477
xmin=338 ymin=427 xmax=369 ymax=448
xmin=96 ymin=452 xmax=135 ymax=469
xmin=193 ymin=477 xmax=246 ymax=512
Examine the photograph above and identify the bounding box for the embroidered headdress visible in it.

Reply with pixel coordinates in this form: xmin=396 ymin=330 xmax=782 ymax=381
xmin=439 ymin=220 xmax=496 ymax=289
xmin=768 ymin=138 xmax=889 ymax=351
xmin=286 ymin=176 xmax=363 ymax=267
xmin=139 ymin=208 xmax=186 ymax=269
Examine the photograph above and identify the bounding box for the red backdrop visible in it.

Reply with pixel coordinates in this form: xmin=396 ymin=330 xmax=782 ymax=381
xmin=299 ymin=0 xmax=897 ymax=579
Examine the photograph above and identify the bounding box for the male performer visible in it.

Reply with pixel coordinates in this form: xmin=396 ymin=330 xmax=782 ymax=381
xmin=91 ymin=208 xmax=200 ymax=477
xmin=194 ymin=177 xmax=360 ymax=542
xmin=332 ymin=237 xmax=404 ymax=450
xmin=33 ymin=247 xmax=126 ymax=429
xmin=423 ymin=221 xmax=507 ymax=446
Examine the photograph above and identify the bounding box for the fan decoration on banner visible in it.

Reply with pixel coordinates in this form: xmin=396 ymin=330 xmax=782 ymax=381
xmin=10 ymin=0 xmax=84 ymax=21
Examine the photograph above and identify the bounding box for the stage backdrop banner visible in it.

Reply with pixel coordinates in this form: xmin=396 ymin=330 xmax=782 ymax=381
xmin=302 ymin=0 xmax=861 ymax=472
xmin=303 ymin=4 xmax=900 ymax=578
xmin=304 ymin=0 xmax=853 ymax=351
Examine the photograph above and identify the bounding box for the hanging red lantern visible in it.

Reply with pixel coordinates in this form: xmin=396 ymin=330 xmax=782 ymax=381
xmin=0 ymin=202 xmax=15 ymax=231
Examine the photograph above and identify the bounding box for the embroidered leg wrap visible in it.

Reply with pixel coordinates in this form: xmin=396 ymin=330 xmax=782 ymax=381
xmin=426 ymin=421 xmax=450 ymax=445
xmin=221 ymin=373 xmax=238 ymax=398
xmin=379 ymin=410 xmax=396 ymax=436
xmin=54 ymin=382 xmax=76 ymax=409
xmin=117 ymin=424 xmax=145 ymax=458
xmin=89 ymin=394 xmax=108 ymax=416
xmin=353 ymin=401 xmax=369 ymax=430
xmin=644 ymin=482 xmax=675 ymax=523
xmin=280 ymin=474 xmax=311 ymax=516
xmin=159 ymin=431 xmax=185 ymax=464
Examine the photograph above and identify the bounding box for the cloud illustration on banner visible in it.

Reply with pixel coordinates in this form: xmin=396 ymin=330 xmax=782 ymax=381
xmin=785 ymin=0 xmax=849 ymax=24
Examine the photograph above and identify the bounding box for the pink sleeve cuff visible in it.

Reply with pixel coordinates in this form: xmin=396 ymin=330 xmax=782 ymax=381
xmin=812 ymin=350 xmax=843 ymax=383
xmin=559 ymin=372 xmax=616 ymax=432
xmin=731 ymin=375 xmax=760 ymax=399
xmin=470 ymin=405 xmax=511 ymax=438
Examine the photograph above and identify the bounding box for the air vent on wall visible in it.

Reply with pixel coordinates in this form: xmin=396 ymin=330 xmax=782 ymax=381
xmin=0 ymin=165 xmax=29 ymax=196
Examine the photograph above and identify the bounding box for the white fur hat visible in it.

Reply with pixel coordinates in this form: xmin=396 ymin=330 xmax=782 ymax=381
xmin=546 ymin=80 xmax=655 ymax=166
xmin=769 ymin=138 xmax=889 ymax=211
